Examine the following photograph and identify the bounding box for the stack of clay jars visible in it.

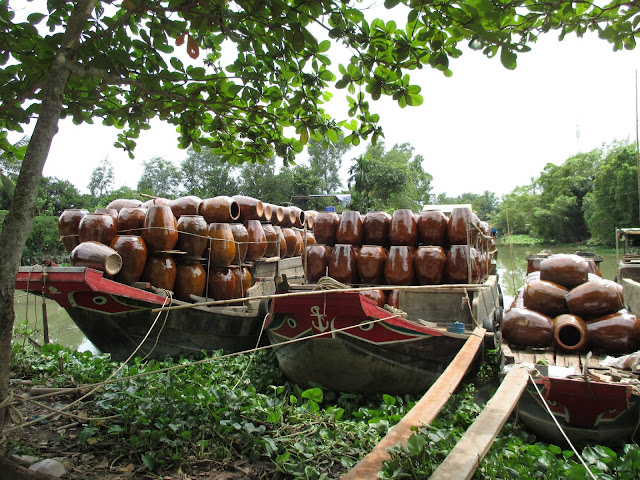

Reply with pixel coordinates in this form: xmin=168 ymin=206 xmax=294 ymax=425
xmin=503 ymin=253 xmax=640 ymax=354
xmin=307 ymin=206 xmax=496 ymax=304
xmin=58 ymin=195 xmax=315 ymax=304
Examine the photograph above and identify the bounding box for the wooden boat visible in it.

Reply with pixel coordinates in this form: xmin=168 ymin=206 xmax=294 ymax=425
xmin=616 ymin=227 xmax=640 ymax=282
xmin=499 ymin=252 xmax=640 ymax=446
xmin=265 ymin=276 xmax=503 ymax=394
xmin=16 ymin=257 xmax=303 ymax=361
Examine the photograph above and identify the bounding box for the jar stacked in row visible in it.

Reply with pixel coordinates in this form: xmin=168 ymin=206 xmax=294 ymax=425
xmin=58 ymin=195 xmax=313 ymax=303
xmin=307 ymin=206 xmax=496 ymax=287
xmin=503 ymin=254 xmax=640 ymax=354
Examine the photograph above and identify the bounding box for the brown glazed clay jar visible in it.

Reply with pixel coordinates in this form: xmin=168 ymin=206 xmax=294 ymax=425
xmin=208 ymin=222 xmax=236 ymax=267
xmin=447 ymin=206 xmax=474 ymax=245
xmin=273 ymin=226 xmax=288 ymax=258
xmin=293 ymin=229 xmax=303 ymax=257
xmin=553 ymin=314 xmax=588 ymax=352
xmin=306 ymin=245 xmax=331 ymax=283
xmin=106 ymin=198 xmax=143 ymax=212
xmin=417 ymin=210 xmax=448 ymax=246
xmin=141 ymin=254 xmax=177 ymax=291
xmin=362 ymin=211 xmax=391 ymax=247
xmin=207 ymin=267 xmax=236 ymax=301
xmin=78 ymin=213 xmax=117 ymax=246
xmin=176 ymin=215 xmax=208 ymax=260
xmin=230 ymin=223 xmax=249 ymax=264
xmin=587 ymin=310 xmax=640 ymax=354
xmin=245 ymin=220 xmax=267 ymax=260
xmin=281 ymin=228 xmax=298 ymax=258
xmin=117 ymin=207 xmax=146 ymax=236
xmin=70 ymin=241 xmax=123 ymax=275
xmin=95 ymin=208 xmax=119 ymax=227
xmin=502 ymin=307 xmax=554 ymax=347
xmin=174 ymin=261 xmax=206 ymax=301
xmin=328 ymin=244 xmax=358 ymax=284
xmin=361 ymin=289 xmax=386 ymax=307
xmin=384 ymin=246 xmax=415 ymax=285
xmin=232 ymin=267 xmax=252 ymax=299
xmin=523 ymin=279 xmax=569 ymax=318
xmin=336 ymin=210 xmax=364 ymax=246
xmin=58 ymin=209 xmax=89 ymax=253
xmin=110 ymin=235 xmax=147 ymax=284
xmin=262 ymin=224 xmax=278 ymax=257
xmin=414 ymin=246 xmax=447 ymax=285
xmin=170 ymin=196 xmax=202 ymax=219
xmin=388 ymin=209 xmax=418 ymax=247
xmin=446 ymin=245 xmax=475 ymax=284
xmin=200 ymin=196 xmax=240 ymax=223
xmin=290 ymin=207 xmax=305 ymax=229
xmin=386 ymin=290 xmax=400 ymax=309
xmin=539 ymin=254 xmax=589 ymax=289
xmin=313 ymin=211 xmax=340 ymax=246
xmin=141 ymin=203 xmax=178 ymax=252
xmin=233 ymin=195 xmax=264 ymax=221
xmin=566 ymin=278 xmax=623 ymax=319
xmin=356 ymin=245 xmax=388 ymax=284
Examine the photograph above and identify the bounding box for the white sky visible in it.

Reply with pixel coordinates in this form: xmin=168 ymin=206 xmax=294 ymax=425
xmin=9 ymin=3 xmax=640 ymax=199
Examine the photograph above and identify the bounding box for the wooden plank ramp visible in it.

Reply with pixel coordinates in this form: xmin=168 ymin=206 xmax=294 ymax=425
xmin=341 ymin=327 xmax=486 ymax=480
xmin=428 ymin=366 xmax=530 ymax=480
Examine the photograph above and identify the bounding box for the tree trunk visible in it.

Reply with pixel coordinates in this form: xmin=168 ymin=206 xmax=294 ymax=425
xmin=0 ymin=0 xmax=98 ymax=448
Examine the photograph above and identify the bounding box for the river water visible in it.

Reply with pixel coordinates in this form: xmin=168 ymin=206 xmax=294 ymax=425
xmin=14 ymin=243 xmax=618 ymax=351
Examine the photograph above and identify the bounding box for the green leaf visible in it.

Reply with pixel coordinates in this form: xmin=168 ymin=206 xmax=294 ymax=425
xmin=27 ymin=13 xmax=46 ymax=25
xmin=500 ymin=47 xmax=517 ymax=70
xmin=301 ymin=387 xmax=323 ymax=403
xmin=141 ymin=453 xmax=155 ymax=471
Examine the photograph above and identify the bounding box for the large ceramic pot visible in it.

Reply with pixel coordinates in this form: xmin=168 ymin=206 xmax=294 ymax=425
xmin=95 ymin=208 xmax=119 ymax=227
xmin=293 ymin=229 xmax=303 ymax=257
xmin=389 ymin=209 xmax=418 ymax=247
xmin=587 ymin=311 xmax=640 ymax=354
xmin=273 ymin=226 xmax=288 ymax=258
xmin=539 ymin=254 xmax=589 ymax=290
xmin=447 ymin=206 xmax=474 ymax=245
xmin=233 ymin=195 xmax=264 ymax=221
xmin=110 ymin=235 xmax=147 ymax=284
xmin=553 ymin=314 xmax=588 ymax=352
xmin=58 ymin=209 xmax=89 ymax=253
xmin=141 ymin=203 xmax=178 ymax=252
xmin=174 ymin=261 xmax=206 ymax=301
xmin=313 ymin=211 xmax=340 ymax=246
xmin=290 ymin=207 xmax=305 ymax=229
xmin=208 ymin=222 xmax=236 ymax=267
xmin=502 ymin=307 xmax=554 ymax=347
xmin=523 ymin=279 xmax=569 ymax=318
xmin=78 ymin=213 xmax=117 ymax=246
xmin=361 ymin=289 xmax=386 ymax=308
xmin=566 ymin=277 xmax=623 ymax=319
xmin=363 ymin=211 xmax=391 ymax=248
xmin=446 ymin=245 xmax=475 ymax=284
xmin=142 ymin=198 xmax=170 ymax=208
xmin=170 ymin=195 xmax=202 ymax=219
xmin=280 ymin=207 xmax=296 ymax=228
xmin=245 ymin=220 xmax=267 ymax=259
xmin=232 ymin=267 xmax=252 ymax=300
xmin=384 ymin=246 xmax=415 ymax=285
xmin=417 ymin=210 xmax=448 ymax=246
xmin=230 ymin=223 xmax=249 ymax=264
xmin=306 ymin=245 xmax=331 ymax=283
xmin=176 ymin=215 xmax=208 ymax=259
xmin=281 ymin=227 xmax=298 ymax=258
xmin=207 ymin=267 xmax=236 ymax=301
xmin=262 ymin=224 xmax=278 ymax=257
xmin=336 ymin=210 xmax=363 ymax=246
xmin=200 ymin=196 xmax=240 ymax=223
xmin=304 ymin=210 xmax=318 ymax=230
xmin=270 ymin=205 xmax=286 ymax=226
xmin=141 ymin=254 xmax=176 ymax=291
xmin=356 ymin=245 xmax=387 ymax=284
xmin=117 ymin=207 xmax=146 ymax=236
xmin=303 ymin=231 xmax=316 ymax=247
xmin=414 ymin=246 xmax=446 ymax=285
xmin=328 ymin=244 xmax=358 ymax=284
xmin=70 ymin=241 xmax=122 ymax=275
xmin=106 ymin=198 xmax=143 ymax=212
xmin=386 ymin=290 xmax=401 ymax=309
xmin=262 ymin=203 xmax=274 ymax=223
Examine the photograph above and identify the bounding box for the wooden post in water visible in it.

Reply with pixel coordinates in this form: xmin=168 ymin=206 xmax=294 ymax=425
xmin=342 ymin=327 xmax=486 ymax=480
xmin=41 ymin=284 xmax=50 ymax=345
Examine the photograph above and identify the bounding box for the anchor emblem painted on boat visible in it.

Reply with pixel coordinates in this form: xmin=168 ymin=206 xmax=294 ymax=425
xmin=309 ymin=306 xmax=334 ymax=333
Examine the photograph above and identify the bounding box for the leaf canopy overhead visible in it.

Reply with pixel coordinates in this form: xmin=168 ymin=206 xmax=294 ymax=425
xmin=1 ymin=0 xmax=638 ymax=164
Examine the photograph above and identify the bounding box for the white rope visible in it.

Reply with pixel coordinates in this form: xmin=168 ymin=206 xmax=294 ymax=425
xmin=527 ymin=371 xmax=598 ymax=480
